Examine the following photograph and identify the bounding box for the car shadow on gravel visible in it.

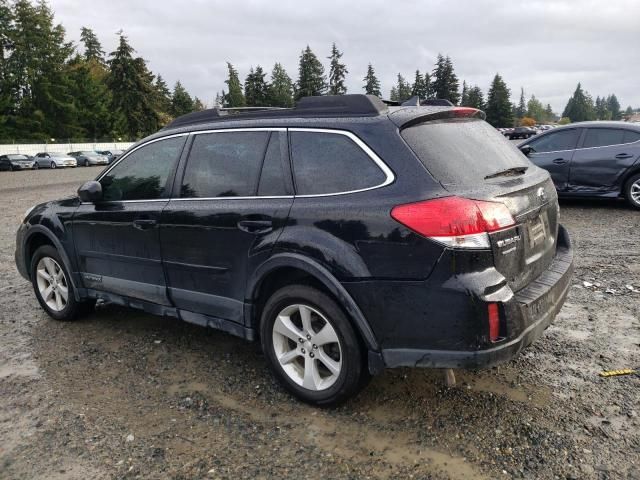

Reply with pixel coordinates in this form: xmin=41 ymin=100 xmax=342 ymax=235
xmin=26 ymin=302 xmax=595 ymax=479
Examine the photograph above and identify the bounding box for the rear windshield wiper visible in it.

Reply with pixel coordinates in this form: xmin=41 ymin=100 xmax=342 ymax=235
xmin=484 ymin=166 xmax=528 ymax=180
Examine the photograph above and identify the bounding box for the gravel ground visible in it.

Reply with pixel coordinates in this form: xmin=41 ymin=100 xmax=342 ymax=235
xmin=0 ymin=166 xmax=638 ymax=480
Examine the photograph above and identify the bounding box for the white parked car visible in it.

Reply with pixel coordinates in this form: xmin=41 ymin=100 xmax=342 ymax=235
xmin=33 ymin=152 xmax=77 ymax=169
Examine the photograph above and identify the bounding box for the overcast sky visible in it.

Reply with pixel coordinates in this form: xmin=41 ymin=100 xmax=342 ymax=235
xmin=49 ymin=0 xmax=640 ymax=113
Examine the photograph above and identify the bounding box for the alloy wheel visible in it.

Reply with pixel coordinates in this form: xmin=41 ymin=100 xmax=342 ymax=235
xmin=631 ymin=179 xmax=640 ymax=205
xmin=50 ymin=161 xmax=56 ymax=169
xmin=35 ymin=257 xmax=68 ymax=312
xmin=272 ymin=304 xmax=342 ymax=391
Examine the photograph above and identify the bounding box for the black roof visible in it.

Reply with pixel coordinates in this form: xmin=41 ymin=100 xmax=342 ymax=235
xmin=164 ymin=94 xmax=390 ymax=130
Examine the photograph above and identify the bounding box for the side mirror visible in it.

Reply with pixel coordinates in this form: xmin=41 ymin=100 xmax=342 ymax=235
xmin=78 ymin=180 xmax=103 ymax=203
xmin=519 ymin=145 xmax=534 ymax=156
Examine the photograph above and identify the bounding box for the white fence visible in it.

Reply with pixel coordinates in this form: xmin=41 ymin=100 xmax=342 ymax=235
xmin=0 ymin=142 xmax=135 ymax=156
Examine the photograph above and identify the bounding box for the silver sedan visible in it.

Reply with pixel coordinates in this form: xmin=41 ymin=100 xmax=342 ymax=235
xmin=33 ymin=152 xmax=77 ymax=169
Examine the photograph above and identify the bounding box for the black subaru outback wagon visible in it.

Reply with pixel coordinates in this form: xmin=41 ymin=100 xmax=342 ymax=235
xmin=16 ymin=95 xmax=574 ymax=405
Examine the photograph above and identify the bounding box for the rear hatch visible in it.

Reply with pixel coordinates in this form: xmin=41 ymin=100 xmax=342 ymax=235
xmin=399 ymin=115 xmax=559 ymax=292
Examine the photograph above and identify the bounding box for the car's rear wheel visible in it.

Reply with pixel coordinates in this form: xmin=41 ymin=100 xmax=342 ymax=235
xmin=33 ymin=162 xmax=39 ymax=170
xmin=624 ymin=173 xmax=640 ymax=209
xmin=84 ymin=159 xmax=89 ymax=167
xmin=260 ymin=285 xmax=369 ymax=406
xmin=50 ymin=161 xmax=56 ymax=169
xmin=30 ymin=245 xmax=94 ymax=320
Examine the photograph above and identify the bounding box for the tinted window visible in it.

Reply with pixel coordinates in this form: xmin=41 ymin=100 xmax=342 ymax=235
xmin=258 ymin=133 xmax=288 ymax=196
xmin=290 ymin=131 xmax=385 ymax=195
xmin=623 ymin=130 xmax=640 ymax=144
xmin=401 ymin=119 xmax=529 ymax=185
xmin=181 ymin=131 xmax=269 ymax=198
xmin=583 ymin=129 xmax=625 ymax=148
xmin=100 ymin=136 xmax=186 ymax=201
xmin=528 ymin=129 xmax=580 ymax=153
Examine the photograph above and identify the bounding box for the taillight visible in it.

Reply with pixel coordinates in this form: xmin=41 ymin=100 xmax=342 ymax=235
xmin=390 ymin=196 xmax=515 ymax=249
xmin=488 ymin=303 xmax=500 ymax=342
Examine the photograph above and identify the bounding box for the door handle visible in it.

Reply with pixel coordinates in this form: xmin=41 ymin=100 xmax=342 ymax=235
xmin=615 ymin=153 xmax=633 ymax=159
xmin=133 ymin=218 xmax=157 ymax=230
xmin=552 ymin=158 xmax=567 ymax=165
xmin=237 ymin=219 xmax=273 ymax=234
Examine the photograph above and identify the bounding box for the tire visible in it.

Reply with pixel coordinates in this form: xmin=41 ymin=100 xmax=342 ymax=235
xmin=30 ymin=245 xmax=94 ymax=321
xmin=33 ymin=162 xmax=39 ymax=170
xmin=260 ymin=285 xmax=369 ymax=406
xmin=50 ymin=161 xmax=56 ymax=169
xmin=624 ymin=173 xmax=640 ymax=209
xmin=84 ymin=159 xmax=89 ymax=167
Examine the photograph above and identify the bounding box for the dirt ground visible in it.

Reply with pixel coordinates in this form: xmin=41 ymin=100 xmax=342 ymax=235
xmin=0 ymin=167 xmax=638 ymax=480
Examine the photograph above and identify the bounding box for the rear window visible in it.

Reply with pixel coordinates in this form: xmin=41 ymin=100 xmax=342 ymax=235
xmin=583 ymin=129 xmax=625 ymax=148
xmin=623 ymin=130 xmax=640 ymax=144
xmin=401 ymin=119 xmax=529 ymax=185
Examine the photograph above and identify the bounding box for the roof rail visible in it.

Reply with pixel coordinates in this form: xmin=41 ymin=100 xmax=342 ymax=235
xmin=164 ymin=94 xmax=389 ymax=130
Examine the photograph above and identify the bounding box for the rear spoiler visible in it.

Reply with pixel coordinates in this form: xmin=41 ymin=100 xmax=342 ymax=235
xmin=388 ymin=106 xmax=486 ymax=129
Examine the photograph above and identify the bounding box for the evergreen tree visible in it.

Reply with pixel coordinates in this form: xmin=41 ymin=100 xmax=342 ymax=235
xmin=268 ymin=62 xmax=294 ymax=107
xmin=362 ymin=63 xmax=381 ymax=97
xmin=170 ymin=81 xmax=194 ymax=116
xmin=0 ymin=0 xmax=16 ymax=138
xmin=244 ymin=65 xmax=270 ymax=107
xmin=389 ymin=86 xmax=399 ymax=102
xmin=607 ymin=94 xmax=621 ymax=120
xmin=516 ymin=88 xmax=526 ymax=119
xmin=460 ymin=80 xmax=469 ymax=106
xmin=465 ymin=85 xmax=485 ymax=110
xmin=107 ymin=33 xmax=158 ymax=138
xmin=411 ymin=70 xmax=429 ymax=99
xmin=595 ymin=96 xmax=610 ymax=120
xmin=154 ymin=75 xmax=172 ymax=114
xmin=327 ymin=43 xmax=348 ymax=95
xmin=431 ymin=54 xmax=459 ymax=104
xmin=193 ymin=97 xmax=205 ymax=111
xmin=224 ymin=62 xmax=245 ymax=107
xmin=393 ymin=73 xmax=412 ymax=102
xmin=67 ymin=55 xmax=111 ymax=139
xmin=80 ymin=26 xmax=105 ymax=64
xmin=527 ymin=94 xmax=545 ymax=122
xmin=625 ymin=105 xmax=634 ymax=117
xmin=295 ymin=46 xmax=326 ymax=99
xmin=485 ymin=73 xmax=513 ymax=127
xmin=562 ymin=83 xmax=595 ymax=122
xmin=544 ymin=104 xmax=554 ymax=121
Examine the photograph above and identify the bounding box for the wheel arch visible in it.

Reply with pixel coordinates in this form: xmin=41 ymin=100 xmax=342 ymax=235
xmin=246 ymin=253 xmax=380 ymax=353
xmin=23 ymin=226 xmax=80 ymax=300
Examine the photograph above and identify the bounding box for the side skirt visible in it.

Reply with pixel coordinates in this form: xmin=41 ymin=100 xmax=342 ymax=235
xmin=83 ymin=288 xmax=255 ymax=341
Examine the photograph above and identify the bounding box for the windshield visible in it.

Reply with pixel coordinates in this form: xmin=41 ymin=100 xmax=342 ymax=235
xmin=82 ymin=151 xmax=99 ymax=155
xmin=7 ymin=155 xmax=29 ymax=160
xmin=401 ymin=119 xmax=531 ymax=186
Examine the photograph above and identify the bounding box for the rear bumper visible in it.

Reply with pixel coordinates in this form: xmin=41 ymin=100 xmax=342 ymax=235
xmin=378 ymin=224 xmax=574 ymax=369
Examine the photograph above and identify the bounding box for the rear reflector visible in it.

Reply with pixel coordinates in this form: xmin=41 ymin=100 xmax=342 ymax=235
xmin=488 ymin=303 xmax=500 ymax=342
xmin=390 ymin=196 xmax=515 ymax=249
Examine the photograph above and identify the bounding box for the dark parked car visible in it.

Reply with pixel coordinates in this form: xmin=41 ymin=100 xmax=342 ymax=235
xmin=0 ymin=154 xmax=35 ymax=171
xmin=518 ymin=121 xmax=640 ymax=208
xmin=509 ymin=126 xmax=537 ymax=140
xmin=15 ymin=95 xmax=574 ymax=405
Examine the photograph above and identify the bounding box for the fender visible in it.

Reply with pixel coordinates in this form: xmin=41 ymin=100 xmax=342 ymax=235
xmin=22 ymin=225 xmax=82 ymax=301
xmin=246 ymin=252 xmax=380 ymax=353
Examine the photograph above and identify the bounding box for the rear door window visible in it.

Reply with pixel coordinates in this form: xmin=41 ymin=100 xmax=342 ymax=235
xmin=582 ymin=129 xmax=625 ymax=148
xmin=401 ymin=119 xmax=530 ymax=185
xmin=290 ymin=131 xmax=386 ymax=195
xmin=528 ymin=129 xmax=580 ymax=153
xmin=181 ymin=131 xmax=269 ymax=198
xmin=623 ymin=130 xmax=640 ymax=144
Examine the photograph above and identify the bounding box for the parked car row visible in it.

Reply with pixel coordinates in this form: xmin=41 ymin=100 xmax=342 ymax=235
xmin=0 ymin=149 xmax=124 ymax=171
xmin=497 ymin=124 xmax=556 ymax=139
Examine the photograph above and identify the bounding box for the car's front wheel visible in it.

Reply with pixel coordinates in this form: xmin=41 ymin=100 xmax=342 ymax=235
xmin=624 ymin=173 xmax=640 ymax=209
xmin=260 ymin=285 xmax=369 ymax=406
xmin=30 ymin=245 xmax=94 ymax=320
